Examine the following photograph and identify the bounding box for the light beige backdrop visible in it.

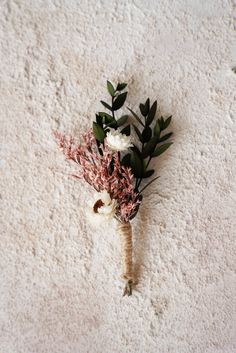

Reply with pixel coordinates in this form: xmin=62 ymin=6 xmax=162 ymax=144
xmin=0 ymin=1 xmax=235 ymax=352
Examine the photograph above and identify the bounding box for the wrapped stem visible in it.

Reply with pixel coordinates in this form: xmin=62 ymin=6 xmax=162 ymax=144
xmin=117 ymin=221 xmax=134 ymax=296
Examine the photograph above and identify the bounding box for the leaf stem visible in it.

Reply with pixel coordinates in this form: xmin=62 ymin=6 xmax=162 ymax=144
xmin=111 ymin=96 xmax=115 ymax=120
xmin=128 ymin=108 xmax=145 ymax=127
xmin=136 ymin=155 xmax=152 ymax=189
xmin=145 ymin=156 xmax=152 ymax=170
xmin=136 ymin=178 xmax=142 ymax=189
xmin=135 ymin=141 xmax=145 ymax=190
xmin=139 ymin=176 xmax=160 ymax=194
xmin=135 ymin=178 xmax=139 ymax=190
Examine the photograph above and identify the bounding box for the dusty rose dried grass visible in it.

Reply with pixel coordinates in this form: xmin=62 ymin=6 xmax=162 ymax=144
xmin=54 ymin=129 xmax=140 ymax=223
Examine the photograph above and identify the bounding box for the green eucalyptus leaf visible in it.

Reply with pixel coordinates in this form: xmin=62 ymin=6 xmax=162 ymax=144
xmin=121 ymin=153 xmax=131 ymax=167
xmin=142 ymin=136 xmax=158 ymax=158
xmin=116 ymin=82 xmax=127 ymax=91
xmin=142 ymin=126 xmax=152 ymax=142
xmin=139 ymin=103 xmax=146 ymax=117
xmin=107 ymin=81 xmax=115 ymax=96
xmin=93 ymin=122 xmax=105 ymax=142
xmin=128 ymin=108 xmax=145 ymax=127
xmin=144 ymin=98 xmax=150 ymax=114
xmin=159 ymin=116 xmax=165 ymax=130
xmin=121 ymin=124 xmax=131 ymax=136
xmin=158 ymin=132 xmax=173 ymax=142
xmin=154 ymin=120 xmax=160 ymax=138
xmin=140 ymin=98 xmax=150 ymax=116
xmin=98 ymin=112 xmax=114 ymax=123
xmin=101 ymin=100 xmax=113 ymax=111
xmin=132 ymin=124 xmax=143 ymax=142
xmin=105 ymin=120 xmax=117 ymax=128
xmin=98 ymin=111 xmax=113 ymax=118
xmin=96 ymin=114 xmax=103 ymax=127
xmin=130 ymin=144 xmax=142 ymax=156
xmin=146 ymin=100 xmax=157 ymax=126
xmin=163 ymin=116 xmax=172 ymax=129
xmin=130 ymin=150 xmax=143 ymax=178
xmin=112 ymin=92 xmax=127 ymax=110
xmin=98 ymin=112 xmax=117 ymax=128
xmin=117 ymin=115 xmax=128 ymax=127
xmin=143 ymin=169 xmax=155 ymax=178
xmin=151 ymin=142 xmax=173 ymax=157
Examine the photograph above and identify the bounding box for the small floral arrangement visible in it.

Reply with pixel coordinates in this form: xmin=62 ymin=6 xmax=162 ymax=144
xmin=55 ymin=81 xmax=173 ymax=296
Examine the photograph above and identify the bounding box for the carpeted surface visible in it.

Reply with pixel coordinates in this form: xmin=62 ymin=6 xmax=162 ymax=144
xmin=0 ymin=1 xmax=235 ymax=352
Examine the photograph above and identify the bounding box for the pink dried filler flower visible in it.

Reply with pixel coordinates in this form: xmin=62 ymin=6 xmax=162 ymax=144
xmin=55 ymin=81 xmax=173 ymax=296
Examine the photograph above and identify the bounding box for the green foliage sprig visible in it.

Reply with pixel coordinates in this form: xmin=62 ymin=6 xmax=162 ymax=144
xmin=93 ymin=81 xmax=130 ymax=143
xmin=92 ymin=80 xmax=173 ymax=197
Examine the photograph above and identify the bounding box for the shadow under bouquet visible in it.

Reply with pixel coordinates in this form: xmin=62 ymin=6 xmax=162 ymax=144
xmin=55 ymin=81 xmax=173 ymax=296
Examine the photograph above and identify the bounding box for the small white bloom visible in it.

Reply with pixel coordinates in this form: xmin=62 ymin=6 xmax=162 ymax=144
xmin=106 ymin=128 xmax=133 ymax=152
xmin=87 ymin=190 xmax=117 ymax=226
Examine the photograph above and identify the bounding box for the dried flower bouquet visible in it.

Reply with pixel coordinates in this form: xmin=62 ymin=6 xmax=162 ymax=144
xmin=55 ymin=81 xmax=173 ymax=296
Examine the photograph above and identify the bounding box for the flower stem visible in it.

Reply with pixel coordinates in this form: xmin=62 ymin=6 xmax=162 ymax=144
xmin=117 ymin=221 xmax=134 ymax=296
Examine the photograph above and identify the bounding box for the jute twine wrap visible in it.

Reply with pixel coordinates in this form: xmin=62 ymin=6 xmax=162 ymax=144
xmin=117 ymin=221 xmax=134 ymax=296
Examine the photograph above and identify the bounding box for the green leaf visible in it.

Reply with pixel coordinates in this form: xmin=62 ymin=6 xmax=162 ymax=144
xmin=98 ymin=112 xmax=114 ymax=124
xmin=116 ymin=82 xmax=127 ymax=91
xmin=117 ymin=115 xmax=128 ymax=127
xmin=151 ymin=142 xmax=173 ymax=157
xmin=98 ymin=112 xmax=117 ymax=128
xmin=132 ymin=124 xmax=143 ymax=142
xmin=144 ymin=98 xmax=150 ymax=114
xmin=121 ymin=153 xmax=131 ymax=167
xmin=141 ymin=126 xmax=152 ymax=142
xmin=142 ymin=136 xmax=158 ymax=158
xmin=163 ymin=116 xmax=172 ymax=129
xmin=105 ymin=120 xmax=117 ymax=128
xmin=130 ymin=150 xmax=143 ymax=178
xmin=146 ymin=100 xmax=157 ymax=126
xmin=93 ymin=122 xmax=105 ymax=142
xmin=101 ymin=100 xmax=113 ymax=111
xmin=140 ymin=98 xmax=150 ymax=116
xmin=130 ymin=145 xmax=142 ymax=156
xmin=154 ymin=120 xmax=160 ymax=138
xmin=112 ymin=92 xmax=127 ymax=110
xmin=128 ymin=108 xmax=145 ymax=127
xmin=96 ymin=114 xmax=103 ymax=127
xmin=143 ymin=169 xmax=155 ymax=178
xmin=139 ymin=104 xmax=145 ymax=116
xmin=158 ymin=132 xmax=173 ymax=142
xmin=121 ymin=124 xmax=130 ymax=136
xmin=159 ymin=116 xmax=165 ymax=130
xmin=107 ymin=81 xmax=115 ymax=96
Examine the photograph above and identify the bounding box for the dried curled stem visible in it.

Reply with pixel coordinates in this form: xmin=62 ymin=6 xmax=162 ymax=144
xmin=117 ymin=221 xmax=134 ymax=296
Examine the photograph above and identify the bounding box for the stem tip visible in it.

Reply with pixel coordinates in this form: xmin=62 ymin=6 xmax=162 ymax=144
xmin=123 ymin=279 xmax=133 ymax=296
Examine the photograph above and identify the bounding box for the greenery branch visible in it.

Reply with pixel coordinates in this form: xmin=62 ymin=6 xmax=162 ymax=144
xmin=92 ymin=80 xmax=174 ymax=199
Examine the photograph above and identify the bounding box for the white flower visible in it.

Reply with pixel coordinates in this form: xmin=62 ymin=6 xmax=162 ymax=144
xmin=87 ymin=190 xmax=117 ymax=226
xmin=106 ymin=128 xmax=133 ymax=152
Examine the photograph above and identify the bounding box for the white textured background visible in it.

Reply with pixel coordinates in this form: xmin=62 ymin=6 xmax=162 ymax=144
xmin=0 ymin=1 xmax=236 ymax=352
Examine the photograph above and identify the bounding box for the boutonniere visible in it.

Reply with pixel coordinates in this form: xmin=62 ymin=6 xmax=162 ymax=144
xmin=55 ymin=81 xmax=173 ymax=296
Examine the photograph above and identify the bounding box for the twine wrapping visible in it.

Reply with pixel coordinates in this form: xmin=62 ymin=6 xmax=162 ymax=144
xmin=117 ymin=221 xmax=134 ymax=296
